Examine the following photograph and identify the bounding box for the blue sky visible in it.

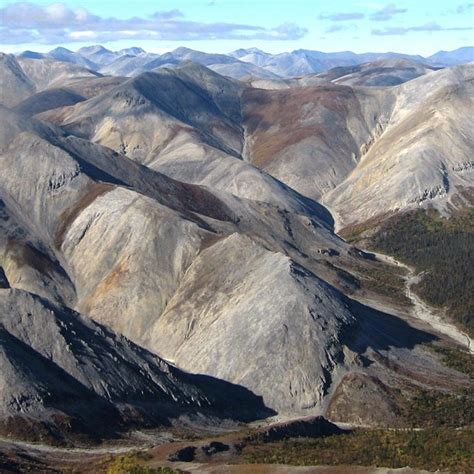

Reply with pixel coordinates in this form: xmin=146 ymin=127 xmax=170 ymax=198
xmin=1 ymin=0 xmax=473 ymax=55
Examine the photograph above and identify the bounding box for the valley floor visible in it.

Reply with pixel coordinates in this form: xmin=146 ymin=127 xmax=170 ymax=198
xmin=1 ymin=423 xmax=472 ymax=473
xmin=364 ymin=251 xmax=473 ymax=353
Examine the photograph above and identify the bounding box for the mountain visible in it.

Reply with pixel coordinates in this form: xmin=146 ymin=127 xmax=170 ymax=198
xmin=47 ymin=47 xmax=98 ymax=70
xmin=241 ymin=63 xmax=474 ymax=224
xmin=0 ymin=50 xmax=472 ymax=444
xmin=323 ymin=63 xmax=474 ymax=228
xmin=17 ymin=50 xmax=45 ymax=59
xmin=98 ymin=47 xmax=277 ymax=80
xmin=427 ymin=46 xmax=474 ymax=66
xmin=229 ymin=47 xmax=275 ymax=66
xmin=0 ymin=73 xmax=455 ymax=423
xmin=230 ymin=47 xmax=269 ymax=58
xmin=316 ymin=58 xmax=437 ymax=87
xmin=57 ymin=63 xmax=245 ymax=160
xmin=0 ymin=54 xmax=100 ymax=109
xmin=230 ymin=48 xmax=427 ymax=77
xmin=159 ymin=46 xmax=238 ymax=66
xmin=99 ymin=53 xmax=160 ymax=76
xmin=18 ymin=57 xmax=100 ymax=91
xmin=242 ymin=82 xmax=373 ymax=199
xmin=77 ymin=45 xmax=119 ymax=66
xmin=119 ymin=47 xmax=146 ymax=56
xmin=241 ymin=58 xmax=436 ymax=90
xmin=3 ymin=55 xmax=99 ymax=107
xmin=207 ymin=61 xmax=281 ymax=80
xmin=0 ymin=54 xmax=35 ymax=107
xmin=137 ymin=47 xmax=277 ymax=80
xmin=13 ymin=46 xmax=474 ymax=81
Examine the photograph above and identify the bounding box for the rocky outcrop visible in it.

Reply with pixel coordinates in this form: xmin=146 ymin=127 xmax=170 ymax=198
xmin=326 ymin=373 xmax=402 ymax=427
xmin=245 ymin=416 xmax=342 ymax=443
xmin=0 ymin=288 xmax=272 ymax=442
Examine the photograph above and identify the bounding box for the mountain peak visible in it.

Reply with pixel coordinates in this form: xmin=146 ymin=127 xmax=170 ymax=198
xmin=49 ymin=46 xmax=75 ymax=54
xmin=78 ymin=45 xmax=112 ymax=55
xmin=119 ymin=47 xmax=146 ymax=56
xmin=171 ymin=46 xmax=197 ymax=55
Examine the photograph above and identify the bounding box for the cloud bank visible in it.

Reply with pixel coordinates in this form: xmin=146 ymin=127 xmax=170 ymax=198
xmin=372 ymin=21 xmax=474 ymax=35
xmin=0 ymin=2 xmax=308 ymax=44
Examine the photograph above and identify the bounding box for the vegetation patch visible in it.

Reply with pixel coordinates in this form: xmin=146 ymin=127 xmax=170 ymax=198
xmin=401 ymin=389 xmax=473 ymax=429
xmin=241 ymin=428 xmax=474 ymax=472
xmin=431 ymin=345 xmax=474 ymax=378
xmin=396 ymin=345 xmax=474 ymax=430
xmin=342 ymin=207 xmax=474 ymax=335
xmin=350 ymin=261 xmax=409 ymax=305
xmin=107 ymin=452 xmax=182 ymax=474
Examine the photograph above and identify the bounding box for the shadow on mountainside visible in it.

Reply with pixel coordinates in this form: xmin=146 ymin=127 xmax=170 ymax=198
xmin=344 ymin=299 xmax=438 ymax=354
xmin=0 ymin=290 xmax=276 ymax=444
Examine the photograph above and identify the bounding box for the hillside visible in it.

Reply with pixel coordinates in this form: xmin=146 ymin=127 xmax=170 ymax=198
xmin=0 ymin=49 xmax=472 ymax=447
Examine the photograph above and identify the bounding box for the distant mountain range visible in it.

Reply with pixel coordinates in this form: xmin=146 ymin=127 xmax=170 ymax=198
xmin=16 ymin=45 xmax=474 ymax=79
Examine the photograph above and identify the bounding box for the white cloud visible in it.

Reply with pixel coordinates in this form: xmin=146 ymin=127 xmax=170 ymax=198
xmin=68 ymin=30 xmax=98 ymax=40
xmin=372 ymin=21 xmax=474 ymax=35
xmin=0 ymin=2 xmax=308 ymax=44
xmin=370 ymin=3 xmax=407 ymax=21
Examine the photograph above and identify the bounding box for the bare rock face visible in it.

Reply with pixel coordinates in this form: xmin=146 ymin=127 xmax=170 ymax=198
xmin=149 ymin=233 xmax=355 ymax=413
xmin=326 ymin=373 xmax=402 ymax=427
xmin=0 ymin=104 xmax=359 ymax=418
xmin=0 ymin=288 xmax=272 ymax=441
xmin=0 ymin=54 xmax=35 ymax=107
xmin=324 ymin=64 xmax=474 ymax=228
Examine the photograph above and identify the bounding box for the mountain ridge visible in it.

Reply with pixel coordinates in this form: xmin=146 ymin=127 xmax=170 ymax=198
xmin=0 ymin=47 xmax=472 ymax=444
xmin=14 ymin=45 xmax=474 ymax=79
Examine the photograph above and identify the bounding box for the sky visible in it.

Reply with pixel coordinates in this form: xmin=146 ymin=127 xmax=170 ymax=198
xmin=0 ymin=0 xmax=473 ymax=56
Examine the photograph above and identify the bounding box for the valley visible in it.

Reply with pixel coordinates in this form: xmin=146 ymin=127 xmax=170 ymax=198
xmin=0 ymin=42 xmax=472 ymax=472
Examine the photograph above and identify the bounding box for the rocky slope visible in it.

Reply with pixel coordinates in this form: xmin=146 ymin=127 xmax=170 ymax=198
xmin=324 ymin=64 xmax=474 ymax=228
xmin=0 ymin=105 xmax=360 ymax=415
xmin=0 ymin=53 xmax=472 ymax=439
xmin=316 ymin=58 xmax=437 ymax=87
xmin=242 ymin=63 xmax=474 ymax=225
xmin=0 ymin=288 xmax=270 ymax=442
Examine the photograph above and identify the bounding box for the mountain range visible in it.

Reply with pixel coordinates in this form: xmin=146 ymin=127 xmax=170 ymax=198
xmin=15 ymin=45 xmax=474 ymax=80
xmin=0 ymin=45 xmax=472 ymax=447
